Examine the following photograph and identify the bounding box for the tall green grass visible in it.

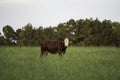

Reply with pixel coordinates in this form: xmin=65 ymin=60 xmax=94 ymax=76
xmin=0 ymin=47 xmax=120 ymax=80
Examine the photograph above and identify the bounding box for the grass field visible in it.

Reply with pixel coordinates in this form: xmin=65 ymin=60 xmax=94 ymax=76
xmin=0 ymin=46 xmax=120 ymax=80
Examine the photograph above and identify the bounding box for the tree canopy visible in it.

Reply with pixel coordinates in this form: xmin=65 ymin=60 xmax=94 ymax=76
xmin=0 ymin=18 xmax=120 ymax=47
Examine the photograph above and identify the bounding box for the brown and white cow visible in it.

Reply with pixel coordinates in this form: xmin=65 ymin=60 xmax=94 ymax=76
xmin=40 ymin=38 xmax=69 ymax=57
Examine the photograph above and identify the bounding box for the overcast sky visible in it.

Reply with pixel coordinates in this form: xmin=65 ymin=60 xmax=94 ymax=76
xmin=0 ymin=0 xmax=120 ymax=33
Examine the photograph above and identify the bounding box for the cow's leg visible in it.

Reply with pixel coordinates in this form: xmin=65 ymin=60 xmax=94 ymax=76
xmin=44 ymin=52 xmax=48 ymax=56
xmin=41 ymin=49 xmax=48 ymax=57
xmin=58 ymin=52 xmax=63 ymax=56
xmin=63 ymin=51 xmax=65 ymax=55
xmin=40 ymin=50 xmax=43 ymax=57
xmin=40 ymin=47 xmax=44 ymax=57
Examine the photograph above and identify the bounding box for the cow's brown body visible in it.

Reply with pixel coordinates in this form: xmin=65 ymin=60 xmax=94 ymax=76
xmin=40 ymin=39 xmax=68 ymax=57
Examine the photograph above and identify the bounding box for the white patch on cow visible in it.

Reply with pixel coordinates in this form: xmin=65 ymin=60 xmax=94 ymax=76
xmin=64 ymin=38 xmax=69 ymax=47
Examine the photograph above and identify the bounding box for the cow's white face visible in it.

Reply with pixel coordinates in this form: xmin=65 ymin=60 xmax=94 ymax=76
xmin=64 ymin=38 xmax=69 ymax=47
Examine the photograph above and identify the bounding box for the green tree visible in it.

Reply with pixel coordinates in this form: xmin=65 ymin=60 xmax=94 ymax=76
xmin=18 ymin=23 xmax=33 ymax=46
xmin=112 ymin=22 xmax=120 ymax=46
xmin=32 ymin=26 xmax=43 ymax=46
xmin=80 ymin=18 xmax=93 ymax=46
xmin=101 ymin=20 xmax=113 ymax=46
xmin=91 ymin=18 xmax=102 ymax=46
xmin=15 ymin=28 xmax=22 ymax=46
xmin=43 ymin=27 xmax=55 ymax=39
xmin=0 ymin=33 xmax=6 ymax=46
xmin=67 ymin=19 xmax=76 ymax=41
xmin=3 ymin=25 xmax=16 ymax=46
xmin=57 ymin=23 xmax=69 ymax=38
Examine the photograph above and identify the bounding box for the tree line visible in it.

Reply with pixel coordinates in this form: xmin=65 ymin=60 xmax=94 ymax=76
xmin=0 ymin=18 xmax=120 ymax=47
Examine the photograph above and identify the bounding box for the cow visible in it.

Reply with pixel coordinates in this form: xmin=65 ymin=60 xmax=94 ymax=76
xmin=40 ymin=38 xmax=69 ymax=57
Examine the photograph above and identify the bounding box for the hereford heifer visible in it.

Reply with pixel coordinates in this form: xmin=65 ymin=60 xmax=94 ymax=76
xmin=40 ymin=38 xmax=69 ymax=57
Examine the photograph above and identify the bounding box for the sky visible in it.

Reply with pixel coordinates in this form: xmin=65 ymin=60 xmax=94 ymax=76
xmin=0 ymin=0 xmax=120 ymax=34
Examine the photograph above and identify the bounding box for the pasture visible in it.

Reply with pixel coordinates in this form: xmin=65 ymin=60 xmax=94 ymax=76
xmin=0 ymin=47 xmax=120 ymax=80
